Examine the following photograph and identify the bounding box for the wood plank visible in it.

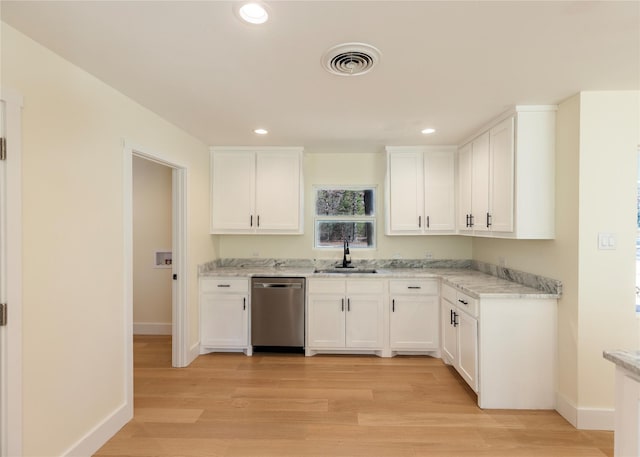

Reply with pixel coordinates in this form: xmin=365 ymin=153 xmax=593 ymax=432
xmin=94 ymin=336 xmax=613 ymax=457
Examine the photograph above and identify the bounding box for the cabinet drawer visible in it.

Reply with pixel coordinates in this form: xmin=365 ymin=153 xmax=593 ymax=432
xmin=441 ymin=283 xmax=457 ymax=303
xmin=308 ymin=279 xmax=346 ymax=294
xmin=201 ymin=278 xmax=248 ymax=293
xmin=347 ymin=279 xmax=385 ymax=295
xmin=389 ymin=279 xmax=438 ymax=295
xmin=441 ymin=283 xmax=478 ymax=317
xmin=454 ymin=290 xmax=478 ymax=317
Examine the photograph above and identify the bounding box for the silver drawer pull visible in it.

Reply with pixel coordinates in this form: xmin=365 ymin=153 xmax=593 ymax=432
xmin=217 ymin=284 xmax=231 ymax=288
xmin=407 ymin=286 xmax=421 ymax=289
xmin=458 ymin=299 xmax=468 ymax=305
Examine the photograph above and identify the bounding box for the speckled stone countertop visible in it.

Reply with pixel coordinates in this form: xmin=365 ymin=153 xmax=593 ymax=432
xmin=603 ymin=350 xmax=640 ymax=380
xmin=199 ymin=258 xmax=561 ymax=299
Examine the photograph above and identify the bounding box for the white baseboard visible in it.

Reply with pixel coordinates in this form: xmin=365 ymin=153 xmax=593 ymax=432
xmin=189 ymin=341 xmax=200 ymax=364
xmin=61 ymin=401 xmax=132 ymax=457
xmin=555 ymin=392 xmax=614 ymax=431
xmin=133 ymin=322 xmax=171 ymax=335
xmin=577 ymin=407 xmax=614 ymax=431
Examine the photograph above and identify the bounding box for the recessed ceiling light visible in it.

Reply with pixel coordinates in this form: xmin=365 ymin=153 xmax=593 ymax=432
xmin=254 ymin=128 xmax=268 ymax=135
xmin=421 ymin=128 xmax=436 ymax=135
xmin=238 ymin=2 xmax=269 ymax=24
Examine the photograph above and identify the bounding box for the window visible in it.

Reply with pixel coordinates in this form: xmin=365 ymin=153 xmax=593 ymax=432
xmin=314 ymin=187 xmax=375 ymax=249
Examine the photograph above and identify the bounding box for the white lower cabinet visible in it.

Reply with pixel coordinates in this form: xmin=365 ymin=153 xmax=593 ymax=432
xmin=441 ymin=282 xmax=556 ymax=409
xmin=307 ymin=278 xmax=385 ymax=355
xmin=199 ymin=277 xmax=251 ymax=355
xmin=441 ymin=285 xmax=478 ymax=392
xmin=389 ymin=279 xmax=440 ymax=353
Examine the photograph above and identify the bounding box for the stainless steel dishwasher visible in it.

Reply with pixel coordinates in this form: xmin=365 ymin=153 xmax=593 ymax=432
xmin=251 ymin=277 xmax=305 ymax=352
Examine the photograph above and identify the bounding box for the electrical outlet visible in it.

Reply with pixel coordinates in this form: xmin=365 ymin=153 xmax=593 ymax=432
xmin=392 ymin=253 xmax=402 ymax=259
xmin=252 ymin=251 xmax=260 ymax=257
xmin=425 ymin=251 xmax=433 ymax=260
xmin=498 ymin=257 xmax=506 ymax=267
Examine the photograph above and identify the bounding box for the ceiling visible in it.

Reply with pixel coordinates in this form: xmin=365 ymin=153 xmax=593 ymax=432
xmin=1 ymin=1 xmax=639 ymax=150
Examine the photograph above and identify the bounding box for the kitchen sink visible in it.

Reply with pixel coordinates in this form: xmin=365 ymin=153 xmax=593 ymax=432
xmin=313 ymin=268 xmax=377 ymax=274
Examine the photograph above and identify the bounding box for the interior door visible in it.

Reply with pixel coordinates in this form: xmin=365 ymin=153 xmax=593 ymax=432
xmin=0 ymin=90 xmax=24 ymax=457
xmin=0 ymin=99 xmax=7 ymax=457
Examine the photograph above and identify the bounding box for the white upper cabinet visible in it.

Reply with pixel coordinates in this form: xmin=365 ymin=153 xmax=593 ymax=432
xmin=459 ymin=133 xmax=490 ymax=233
xmin=210 ymin=147 xmax=303 ymax=234
xmin=385 ymin=146 xmax=456 ymax=235
xmin=457 ymin=106 xmax=556 ymax=239
xmin=489 ymin=118 xmax=515 ymax=233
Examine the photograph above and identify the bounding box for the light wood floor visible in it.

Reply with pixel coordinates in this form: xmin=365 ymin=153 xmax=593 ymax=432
xmin=94 ymin=335 xmax=612 ymax=457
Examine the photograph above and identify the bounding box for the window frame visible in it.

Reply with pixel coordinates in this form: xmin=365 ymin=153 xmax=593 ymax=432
xmin=313 ymin=185 xmax=377 ymax=250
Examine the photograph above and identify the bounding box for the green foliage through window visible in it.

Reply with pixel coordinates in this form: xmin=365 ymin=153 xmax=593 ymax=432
xmin=315 ymin=189 xmax=374 ymax=216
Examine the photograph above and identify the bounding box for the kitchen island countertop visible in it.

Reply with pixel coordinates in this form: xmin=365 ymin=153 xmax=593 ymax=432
xmin=603 ymin=350 xmax=640 ymax=380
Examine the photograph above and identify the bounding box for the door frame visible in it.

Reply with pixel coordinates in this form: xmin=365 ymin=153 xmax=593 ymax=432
xmin=0 ymin=88 xmax=24 ymax=457
xmin=123 ymin=142 xmax=189 ymax=397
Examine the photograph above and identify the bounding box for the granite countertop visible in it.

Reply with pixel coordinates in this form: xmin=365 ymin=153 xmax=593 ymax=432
xmin=199 ymin=260 xmax=559 ymax=299
xmin=603 ymin=350 xmax=640 ymax=380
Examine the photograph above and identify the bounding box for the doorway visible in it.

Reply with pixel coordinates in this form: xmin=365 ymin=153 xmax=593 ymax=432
xmin=123 ymin=143 xmax=189 ymax=406
xmin=132 ymin=156 xmax=173 ymax=342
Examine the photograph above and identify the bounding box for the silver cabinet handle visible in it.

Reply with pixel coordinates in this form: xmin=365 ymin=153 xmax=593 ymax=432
xmin=392 ymin=299 xmax=395 ymax=312
xmin=243 ymin=297 xmax=246 ymax=310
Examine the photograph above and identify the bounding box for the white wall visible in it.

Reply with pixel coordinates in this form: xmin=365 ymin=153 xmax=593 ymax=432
xmin=133 ymin=156 xmax=172 ymax=333
xmin=1 ymin=23 xmax=216 ymax=456
xmin=216 ymin=148 xmax=473 ymax=261
xmin=473 ymin=91 xmax=640 ymax=428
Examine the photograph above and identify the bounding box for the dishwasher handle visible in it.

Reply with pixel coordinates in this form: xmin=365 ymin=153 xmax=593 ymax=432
xmin=253 ymin=282 xmax=303 ymax=289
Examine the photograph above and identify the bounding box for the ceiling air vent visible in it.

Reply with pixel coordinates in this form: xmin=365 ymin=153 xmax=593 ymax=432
xmin=322 ymin=42 xmax=381 ymax=76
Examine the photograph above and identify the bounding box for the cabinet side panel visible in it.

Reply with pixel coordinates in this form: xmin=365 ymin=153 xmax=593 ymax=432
xmin=514 ymin=111 xmax=556 ymax=238
xmin=479 ymin=298 xmax=557 ymax=409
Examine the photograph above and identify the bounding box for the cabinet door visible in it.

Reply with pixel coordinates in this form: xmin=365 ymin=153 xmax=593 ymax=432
xmin=200 ymin=293 xmax=248 ymax=347
xmin=345 ymin=294 xmax=384 ymax=348
xmin=457 ymin=143 xmax=473 ymax=232
xmin=489 ymin=117 xmax=514 ymax=232
xmin=441 ymin=301 xmax=457 ymax=363
xmin=307 ymin=294 xmax=345 ymax=348
xmin=387 ymin=151 xmax=424 ymax=233
xmin=390 ymin=295 xmax=439 ymax=349
xmin=211 ymin=151 xmax=255 ymax=232
xmin=457 ymin=311 xmax=478 ymax=392
xmin=471 ymin=132 xmax=490 ymax=232
xmin=424 ymin=150 xmax=455 ymax=232
xmin=255 ymin=151 xmax=301 ymax=232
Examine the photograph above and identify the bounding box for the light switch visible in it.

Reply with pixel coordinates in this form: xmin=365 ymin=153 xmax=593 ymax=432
xmin=598 ymin=232 xmax=617 ymax=250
